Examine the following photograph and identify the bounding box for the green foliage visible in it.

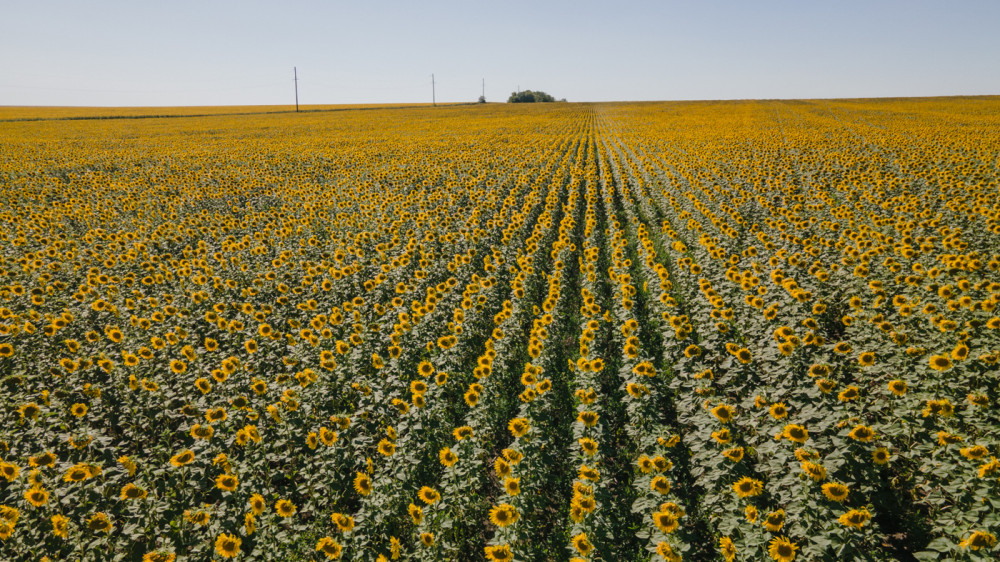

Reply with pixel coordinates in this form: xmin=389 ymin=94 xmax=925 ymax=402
xmin=507 ymin=90 xmax=557 ymax=103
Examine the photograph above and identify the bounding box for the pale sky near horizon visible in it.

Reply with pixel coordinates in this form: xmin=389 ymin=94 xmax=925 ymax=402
xmin=1 ymin=0 xmax=998 ymax=107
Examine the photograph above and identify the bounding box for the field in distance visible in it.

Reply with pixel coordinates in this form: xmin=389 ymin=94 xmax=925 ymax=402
xmin=1 ymin=98 xmax=999 ymax=561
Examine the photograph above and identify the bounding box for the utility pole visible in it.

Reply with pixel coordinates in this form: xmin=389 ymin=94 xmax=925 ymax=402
xmin=482 ymin=78 xmax=485 ymax=100
xmin=432 ymin=74 xmax=436 ymax=106
xmin=294 ymin=67 xmax=299 ymax=112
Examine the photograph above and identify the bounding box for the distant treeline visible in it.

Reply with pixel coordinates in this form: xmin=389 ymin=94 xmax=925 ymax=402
xmin=508 ymin=90 xmax=565 ymax=103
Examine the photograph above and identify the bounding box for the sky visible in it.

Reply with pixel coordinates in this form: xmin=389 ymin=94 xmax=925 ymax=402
xmin=1 ymin=0 xmax=999 ymax=106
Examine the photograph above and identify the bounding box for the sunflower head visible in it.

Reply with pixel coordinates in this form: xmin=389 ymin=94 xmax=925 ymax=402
xmin=821 ymin=482 xmax=849 ymax=502
xmin=768 ymin=536 xmax=798 ymax=562
xmin=733 ymin=477 xmax=763 ymax=498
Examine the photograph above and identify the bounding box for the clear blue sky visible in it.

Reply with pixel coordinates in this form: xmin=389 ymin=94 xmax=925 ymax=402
xmin=1 ymin=0 xmax=998 ymax=106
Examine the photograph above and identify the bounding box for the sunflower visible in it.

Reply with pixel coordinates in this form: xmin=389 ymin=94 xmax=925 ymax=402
xmin=808 ymin=364 xmax=829 ymax=377
xmin=275 ymin=499 xmax=296 ymax=517
xmin=244 ymin=493 xmax=265 ymax=515
xmin=838 ymin=507 xmax=871 ymax=529
xmin=170 ymin=450 xmax=195 ymax=467
xmin=18 ymin=402 xmax=40 ymax=420
xmin=495 ymin=458 xmax=512 ymax=478
xmin=763 ymin=509 xmax=785 ymax=532
xmin=62 ymin=463 xmax=90 ymax=482
xmin=205 ymin=407 xmax=227 ymax=422
xmin=574 ymin=495 xmax=596 ymax=512
xmin=627 ymin=383 xmax=648 ymax=397
xmin=660 ymin=502 xmax=685 ymax=518
xmin=649 ymin=475 xmax=671 ymax=495
xmin=215 ymin=533 xmax=242 ymax=558
xmin=821 ymin=482 xmax=849 ymax=502
xmin=405 ymin=501 xmax=424 ymax=524
xmin=504 ymin=477 xmax=521 ymax=496
xmin=316 ymin=537 xmax=343 ymax=559
xmin=169 ymin=359 xmax=187 ymax=374
xmin=959 ymin=531 xmax=997 ymax=550
xmin=735 ymin=348 xmax=752 ymax=363
xmin=837 ymin=386 xmax=859 ymax=401
xmin=377 ymin=439 xmax=396 ymax=457
xmin=120 ymin=483 xmax=148 ymax=500
xmin=872 ymin=447 xmax=890 ymax=464
xmin=0 ymin=343 xmax=13 ymax=357
xmin=319 ymin=427 xmax=338 ymax=446
xmin=185 ymin=375 xmax=211 ymax=393
xmin=978 ymin=457 xmax=1000 ymax=478
xmin=769 ymin=402 xmax=788 ymax=420
xmin=722 ymin=447 xmax=744 ymax=462
xmin=51 ymin=514 xmax=68 ymax=538
xmin=733 ymin=477 xmax=764 ymax=498
xmin=887 ymin=380 xmax=907 ymax=396
xmin=417 ymin=360 xmax=434 ymax=377
xmin=720 ymin=536 xmax=737 ymax=561
xmin=815 ymin=378 xmax=835 ymax=393
xmin=184 ymin=508 xmax=210 ymax=526
xmin=578 ymin=437 xmax=598 ymax=456
xmin=88 ymin=512 xmax=113 ymax=534
xmin=25 ymin=486 xmax=49 ymax=507
xmin=652 ymin=509 xmax=679 ymax=533
xmin=858 ymin=351 xmax=875 ymax=366
xmin=657 ymin=541 xmax=682 ymax=562
xmin=354 ymin=472 xmax=372 ymax=496
xmin=190 ymin=424 xmax=214 ymax=440
xmin=961 ymin=445 xmax=989 ymax=460
xmin=484 ymin=544 xmax=513 ymax=561
xmin=142 ymin=551 xmax=176 ymax=562
xmin=418 ymin=486 xmax=441 ymax=505
xmin=711 ymin=404 xmax=736 ymax=423
xmin=922 ymin=399 xmax=954 ymax=417
xmin=569 ymin=502 xmax=586 ymax=523
xmin=768 ymin=536 xmax=798 ymax=561
xmin=745 ymin=505 xmax=758 ymax=523
xmin=508 ymin=418 xmax=530 ymax=437
xmin=0 ymin=461 xmax=20 ymax=482
xmin=577 ymin=411 xmax=599 ymax=427
xmin=439 ymin=447 xmax=458 ymax=466
xmin=216 ymin=474 xmax=238 ymax=492
xmin=833 ymin=341 xmax=852 ymax=354
xmin=489 ymin=503 xmax=519 ymax=527
xmin=578 ymin=465 xmax=600 ymax=481
xmin=30 ymin=451 xmax=57 ymax=468
xmin=633 ymin=361 xmax=656 ymax=377
xmin=571 ymin=533 xmax=593 ymax=555
xmin=968 ymin=393 xmax=989 ymax=407
xmin=847 ymin=425 xmax=875 ymax=442
xmin=711 ymin=429 xmax=732 ymax=444
xmin=782 ymin=424 xmax=809 ymax=444
xmin=800 ymin=461 xmax=826 ymax=482
xmin=419 ymin=532 xmax=435 ymax=547
xmin=928 ymin=354 xmax=952 ymax=371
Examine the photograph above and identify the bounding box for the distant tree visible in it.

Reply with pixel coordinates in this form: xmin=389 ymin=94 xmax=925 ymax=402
xmin=507 ymin=90 xmax=557 ymax=103
xmin=478 ymin=95 xmax=486 ymax=103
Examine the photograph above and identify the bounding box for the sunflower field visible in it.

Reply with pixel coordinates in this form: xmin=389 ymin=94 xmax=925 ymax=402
xmin=1 ymin=97 xmax=999 ymax=561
